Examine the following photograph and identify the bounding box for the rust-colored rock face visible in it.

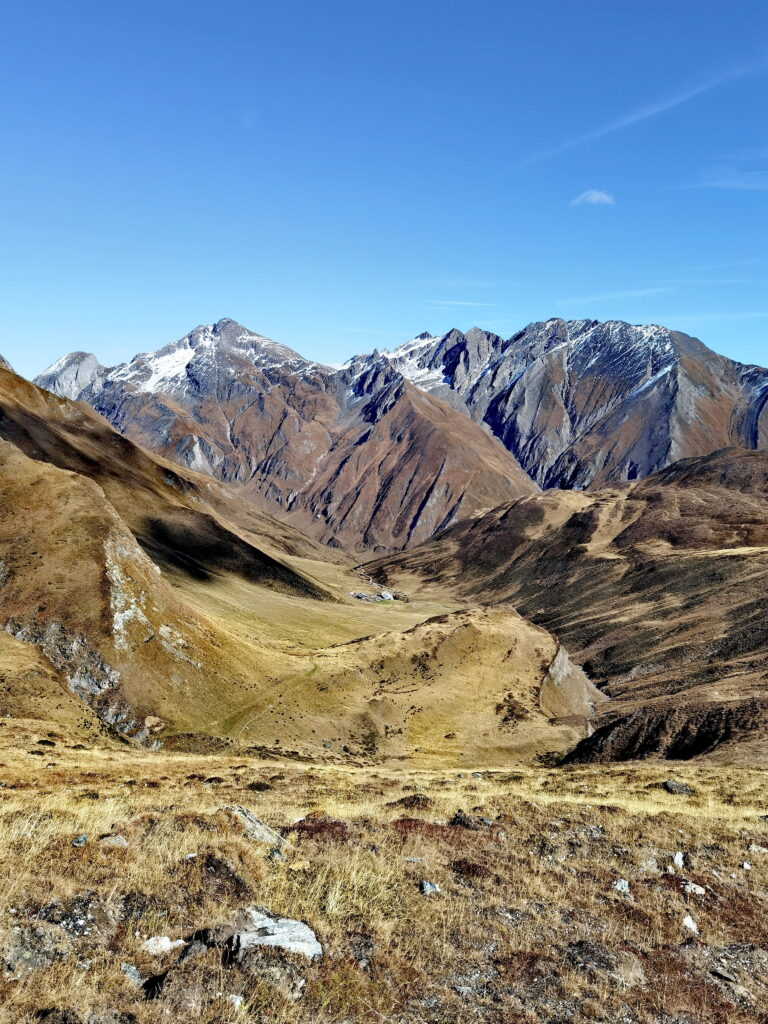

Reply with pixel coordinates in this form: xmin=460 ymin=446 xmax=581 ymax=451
xmin=380 ymin=320 xmax=768 ymax=488
xmin=36 ymin=319 xmax=535 ymax=552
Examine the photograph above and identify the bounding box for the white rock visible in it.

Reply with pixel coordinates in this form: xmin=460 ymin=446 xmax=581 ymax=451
xmin=223 ymin=805 xmax=284 ymax=848
xmin=613 ymin=879 xmax=631 ymax=894
xmin=99 ymin=834 xmax=129 ymax=848
xmin=139 ymin=936 xmax=187 ymax=956
xmin=231 ymin=908 xmax=322 ymax=960
xmin=683 ymin=882 xmax=706 ymax=896
xmin=742 ymin=861 xmax=753 ymax=871
xmin=672 ymin=851 xmax=685 ymax=869
xmin=748 ymin=843 xmax=768 ymax=854
xmin=682 ymin=914 xmax=699 ymax=935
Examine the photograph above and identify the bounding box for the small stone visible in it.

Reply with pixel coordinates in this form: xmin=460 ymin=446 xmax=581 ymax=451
xmin=223 ymin=906 xmax=322 ymax=959
xmin=223 ymin=805 xmax=284 ymax=848
xmin=139 ymin=936 xmax=187 ymax=956
xmin=672 ymin=851 xmax=685 ymax=869
xmin=682 ymin=914 xmax=699 ymax=935
xmin=742 ymin=861 xmax=752 ymax=870
xmin=268 ymin=847 xmax=286 ymax=862
xmin=748 ymin=843 xmax=768 ymax=854
xmin=120 ymin=962 xmax=145 ymax=987
xmin=404 ymin=857 xmax=424 ymax=863
xmin=288 ymin=860 xmax=310 ymax=872
xmin=664 ymin=780 xmax=694 ymax=796
xmin=419 ymin=880 xmax=440 ymax=895
xmin=613 ymin=879 xmax=631 ymax=894
xmin=72 ymin=834 xmax=87 ymax=848
xmin=711 ymin=967 xmax=738 ymax=983
xmin=227 ymin=994 xmax=245 ymax=1009
xmin=683 ymin=881 xmax=706 ymax=896
xmin=98 ymin=834 xmax=128 ymax=849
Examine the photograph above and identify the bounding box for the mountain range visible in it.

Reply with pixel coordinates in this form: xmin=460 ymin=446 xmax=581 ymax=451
xmin=36 ymin=317 xmax=768 ymax=553
xmin=0 ymin=314 xmax=762 ymax=764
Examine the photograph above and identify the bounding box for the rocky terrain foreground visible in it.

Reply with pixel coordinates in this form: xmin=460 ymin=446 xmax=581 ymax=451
xmin=0 ymin=726 xmax=767 ymax=1023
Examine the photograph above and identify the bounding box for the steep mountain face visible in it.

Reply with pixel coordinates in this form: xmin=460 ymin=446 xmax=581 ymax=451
xmin=376 ymin=319 xmax=768 ymax=488
xmin=367 ymin=447 xmax=768 ymax=763
xmin=34 ymin=351 xmax=106 ymax=399
xmin=36 ymin=319 xmax=536 ymax=552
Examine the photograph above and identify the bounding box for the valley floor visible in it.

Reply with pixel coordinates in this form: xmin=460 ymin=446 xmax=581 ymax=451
xmin=1 ymin=720 xmax=767 ymax=1023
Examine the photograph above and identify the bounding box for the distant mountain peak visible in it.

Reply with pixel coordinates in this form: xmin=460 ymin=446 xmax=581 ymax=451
xmin=35 ymin=351 xmax=105 ymax=400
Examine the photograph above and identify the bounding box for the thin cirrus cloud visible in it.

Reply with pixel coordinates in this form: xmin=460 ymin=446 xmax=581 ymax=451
xmin=426 ymin=300 xmax=498 ymax=308
xmin=557 ymin=286 xmax=673 ymax=305
xmin=660 ymin=311 xmax=768 ymax=325
xmin=686 ymin=169 xmax=768 ymax=191
xmin=515 ymin=54 xmax=767 ymax=168
xmin=571 ymin=189 xmax=615 ymax=206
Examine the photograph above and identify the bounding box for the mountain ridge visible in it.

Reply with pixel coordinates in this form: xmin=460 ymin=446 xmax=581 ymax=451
xmin=35 ymin=318 xmax=536 ymax=552
xmin=33 ymin=315 xmax=768 ymax=553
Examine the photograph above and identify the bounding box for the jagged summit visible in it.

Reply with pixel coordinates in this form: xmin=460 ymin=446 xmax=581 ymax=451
xmin=35 ymin=351 xmax=105 ymax=400
xmin=358 ymin=317 xmax=768 ymax=488
xmin=32 ymin=314 xmax=768 ymax=549
xmin=0 ymin=354 xmax=13 ymax=372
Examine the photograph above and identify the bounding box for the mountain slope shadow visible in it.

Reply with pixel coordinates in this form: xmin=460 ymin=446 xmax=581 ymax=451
xmin=140 ymin=510 xmax=334 ymax=599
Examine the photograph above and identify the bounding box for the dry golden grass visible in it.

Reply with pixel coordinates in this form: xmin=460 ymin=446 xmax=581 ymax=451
xmin=0 ymin=720 xmax=766 ymax=1023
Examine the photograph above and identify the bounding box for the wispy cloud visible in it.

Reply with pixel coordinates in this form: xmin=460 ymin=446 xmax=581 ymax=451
xmin=666 ymin=278 xmax=753 ymax=286
xmin=685 ymin=145 xmax=768 ymax=191
xmin=557 ymin=286 xmax=673 ymax=305
xmin=424 ymin=276 xmax=524 ymax=289
xmin=670 ymin=259 xmax=762 ymax=273
xmin=660 ymin=311 xmax=768 ymax=324
xmin=686 ymin=170 xmax=768 ymax=191
xmin=426 ymin=300 xmax=498 ymax=308
xmin=516 ymin=55 xmax=767 ymax=168
xmin=339 ymin=328 xmax=410 ymax=336
xmin=571 ymin=189 xmax=615 ymax=206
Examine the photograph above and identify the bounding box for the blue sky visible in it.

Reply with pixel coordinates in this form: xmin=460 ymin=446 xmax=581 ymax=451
xmin=1 ymin=0 xmax=766 ymax=378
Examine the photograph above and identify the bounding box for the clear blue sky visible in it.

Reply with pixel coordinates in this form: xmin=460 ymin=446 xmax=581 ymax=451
xmin=1 ymin=0 xmax=766 ymax=378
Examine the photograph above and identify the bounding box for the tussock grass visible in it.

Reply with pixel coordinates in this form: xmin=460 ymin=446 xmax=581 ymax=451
xmin=0 ymin=723 xmax=766 ymax=1022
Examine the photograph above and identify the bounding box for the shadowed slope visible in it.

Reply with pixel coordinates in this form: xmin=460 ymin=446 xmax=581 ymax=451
xmin=367 ymin=448 xmax=768 ymax=762
xmin=0 ymin=366 xmax=334 ymax=599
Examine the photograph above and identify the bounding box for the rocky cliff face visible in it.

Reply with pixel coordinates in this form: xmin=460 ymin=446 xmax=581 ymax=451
xmin=36 ymin=319 xmax=535 ymax=552
xmin=377 ymin=319 xmax=768 ymax=488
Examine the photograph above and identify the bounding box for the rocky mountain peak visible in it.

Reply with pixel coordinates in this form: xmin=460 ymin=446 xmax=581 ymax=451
xmin=35 ymin=351 xmax=105 ymax=400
